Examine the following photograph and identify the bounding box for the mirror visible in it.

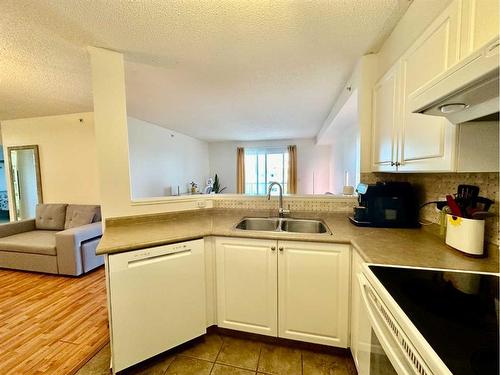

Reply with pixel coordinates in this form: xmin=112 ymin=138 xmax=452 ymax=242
xmin=124 ymin=60 xmax=360 ymax=200
xmin=7 ymin=145 xmax=43 ymax=220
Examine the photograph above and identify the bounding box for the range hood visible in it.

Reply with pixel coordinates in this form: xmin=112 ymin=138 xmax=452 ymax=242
xmin=411 ymin=37 xmax=499 ymax=124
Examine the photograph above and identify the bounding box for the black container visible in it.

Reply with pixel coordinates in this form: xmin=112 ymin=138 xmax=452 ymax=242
xmin=349 ymin=181 xmax=420 ymax=228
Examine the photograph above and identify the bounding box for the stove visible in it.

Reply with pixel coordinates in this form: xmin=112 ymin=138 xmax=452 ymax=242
xmin=369 ymin=265 xmax=499 ymax=375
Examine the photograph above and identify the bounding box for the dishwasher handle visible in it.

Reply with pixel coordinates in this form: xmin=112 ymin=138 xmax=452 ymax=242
xmin=109 ymin=241 xmax=201 ymax=272
xmin=128 ymin=248 xmax=192 ymax=268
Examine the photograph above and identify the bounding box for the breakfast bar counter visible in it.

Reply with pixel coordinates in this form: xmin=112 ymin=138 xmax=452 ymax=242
xmin=97 ymin=209 xmax=499 ymax=273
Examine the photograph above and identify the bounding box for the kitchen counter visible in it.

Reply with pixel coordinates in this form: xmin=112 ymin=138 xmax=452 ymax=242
xmin=98 ymin=209 xmax=499 ymax=273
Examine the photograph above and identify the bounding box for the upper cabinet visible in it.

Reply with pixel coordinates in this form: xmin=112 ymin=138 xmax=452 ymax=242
xmin=398 ymin=1 xmax=461 ymax=172
xmin=370 ymin=0 xmax=499 ymax=173
xmin=371 ymin=64 xmax=400 ymax=172
xmin=461 ymin=0 xmax=500 ymax=58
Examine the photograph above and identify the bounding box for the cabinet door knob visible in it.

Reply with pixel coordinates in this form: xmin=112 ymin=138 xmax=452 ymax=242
xmin=279 ymin=247 xmax=284 ymax=252
xmin=271 ymin=246 xmax=276 ymax=251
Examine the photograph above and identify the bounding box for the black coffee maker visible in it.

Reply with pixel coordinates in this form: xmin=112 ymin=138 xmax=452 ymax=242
xmin=349 ymin=182 xmax=420 ymax=228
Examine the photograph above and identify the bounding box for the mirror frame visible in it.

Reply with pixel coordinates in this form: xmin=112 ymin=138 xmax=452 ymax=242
xmin=7 ymin=145 xmax=43 ymax=220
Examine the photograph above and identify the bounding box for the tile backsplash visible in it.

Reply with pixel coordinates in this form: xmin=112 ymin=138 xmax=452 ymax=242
xmin=213 ymin=196 xmax=357 ymax=213
xmin=361 ymin=172 xmax=499 ymax=245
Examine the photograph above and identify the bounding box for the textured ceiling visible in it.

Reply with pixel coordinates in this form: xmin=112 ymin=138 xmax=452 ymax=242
xmin=2 ymin=0 xmax=411 ymax=140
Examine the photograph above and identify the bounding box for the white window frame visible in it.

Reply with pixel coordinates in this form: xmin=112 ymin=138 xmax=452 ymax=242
xmin=244 ymin=147 xmax=288 ymax=195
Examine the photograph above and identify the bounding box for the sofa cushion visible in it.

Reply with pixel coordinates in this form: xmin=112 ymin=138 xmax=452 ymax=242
xmin=93 ymin=206 xmax=102 ymax=223
xmin=65 ymin=210 xmax=95 ymax=229
xmin=64 ymin=205 xmax=100 ymax=229
xmin=36 ymin=204 xmax=68 ymax=230
xmin=0 ymin=230 xmax=57 ymax=256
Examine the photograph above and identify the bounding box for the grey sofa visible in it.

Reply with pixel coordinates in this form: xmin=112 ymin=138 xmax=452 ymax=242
xmin=0 ymin=204 xmax=103 ymax=276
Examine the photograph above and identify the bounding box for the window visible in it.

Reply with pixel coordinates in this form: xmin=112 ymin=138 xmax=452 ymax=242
xmin=244 ymin=148 xmax=288 ymax=195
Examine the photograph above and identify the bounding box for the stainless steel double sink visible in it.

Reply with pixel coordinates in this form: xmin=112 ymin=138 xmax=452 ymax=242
xmin=235 ymin=217 xmax=331 ymax=234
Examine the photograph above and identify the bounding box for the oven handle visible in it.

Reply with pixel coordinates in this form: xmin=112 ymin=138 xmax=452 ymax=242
xmin=358 ymin=273 xmax=416 ymax=375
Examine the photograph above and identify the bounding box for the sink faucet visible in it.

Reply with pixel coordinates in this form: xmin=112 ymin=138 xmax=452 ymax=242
xmin=267 ymin=182 xmax=290 ymax=218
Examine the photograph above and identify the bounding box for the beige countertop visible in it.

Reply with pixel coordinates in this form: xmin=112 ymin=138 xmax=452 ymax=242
xmin=98 ymin=209 xmax=499 ymax=273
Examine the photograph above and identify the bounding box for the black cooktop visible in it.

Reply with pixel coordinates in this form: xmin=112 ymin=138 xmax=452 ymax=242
xmin=369 ymin=266 xmax=499 ymax=375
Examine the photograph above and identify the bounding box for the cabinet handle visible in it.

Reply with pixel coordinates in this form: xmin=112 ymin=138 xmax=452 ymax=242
xmin=271 ymin=246 xmax=276 ymax=251
xmin=279 ymin=247 xmax=284 ymax=252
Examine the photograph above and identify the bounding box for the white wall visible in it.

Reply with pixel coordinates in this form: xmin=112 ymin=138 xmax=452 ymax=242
xmin=0 ymin=112 xmax=100 ymax=219
xmin=128 ymin=117 xmax=210 ymax=198
xmin=318 ymin=86 xmax=360 ymax=194
xmin=457 ymin=121 xmax=499 ymax=172
xmin=208 ymin=138 xmax=331 ymax=195
xmin=317 ymin=55 xmax=377 ymax=174
xmin=329 ymin=125 xmax=360 ymax=194
xmin=90 ymin=47 xmax=214 ymax=219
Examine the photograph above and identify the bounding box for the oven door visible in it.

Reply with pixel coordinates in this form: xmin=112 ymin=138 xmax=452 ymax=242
xmin=357 ymin=272 xmax=431 ymax=375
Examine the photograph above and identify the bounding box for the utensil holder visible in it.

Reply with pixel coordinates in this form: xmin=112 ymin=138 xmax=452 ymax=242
xmin=445 ymin=214 xmax=485 ymax=256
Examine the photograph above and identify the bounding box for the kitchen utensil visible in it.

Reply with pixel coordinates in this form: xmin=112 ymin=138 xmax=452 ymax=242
xmin=457 ymin=184 xmax=479 ymax=196
xmin=475 ymin=196 xmax=494 ymax=211
xmin=471 ymin=211 xmax=496 ymax=219
xmin=466 ymin=196 xmax=495 ymax=217
xmin=446 ymin=195 xmax=462 ymax=217
xmin=466 ymin=206 xmax=480 ymax=217
xmin=455 ymin=184 xmax=479 ymax=215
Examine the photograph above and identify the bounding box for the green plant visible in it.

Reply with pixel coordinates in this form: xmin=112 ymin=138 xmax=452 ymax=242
xmin=212 ymin=174 xmax=226 ymax=194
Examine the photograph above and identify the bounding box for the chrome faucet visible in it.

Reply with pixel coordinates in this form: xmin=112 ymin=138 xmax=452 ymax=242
xmin=267 ymin=182 xmax=290 ymax=218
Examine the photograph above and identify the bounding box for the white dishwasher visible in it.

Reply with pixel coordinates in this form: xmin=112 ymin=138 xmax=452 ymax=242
xmin=108 ymin=239 xmax=206 ymax=373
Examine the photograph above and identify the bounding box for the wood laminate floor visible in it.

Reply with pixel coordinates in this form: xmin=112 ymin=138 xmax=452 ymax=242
xmin=0 ymin=267 xmax=109 ymax=375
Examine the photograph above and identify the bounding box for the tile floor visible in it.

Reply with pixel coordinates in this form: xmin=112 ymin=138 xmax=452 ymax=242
xmin=77 ymin=333 xmax=357 ymax=375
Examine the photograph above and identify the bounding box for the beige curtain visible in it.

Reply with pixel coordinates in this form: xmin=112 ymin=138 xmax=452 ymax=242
xmin=236 ymin=147 xmax=245 ymax=194
xmin=287 ymin=145 xmax=297 ymax=194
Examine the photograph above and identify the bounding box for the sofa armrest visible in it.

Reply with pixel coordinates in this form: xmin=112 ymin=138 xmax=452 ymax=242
xmin=0 ymin=219 xmax=36 ymax=238
xmin=55 ymin=222 xmax=103 ymax=276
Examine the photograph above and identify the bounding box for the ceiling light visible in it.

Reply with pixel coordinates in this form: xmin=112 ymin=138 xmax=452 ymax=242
xmin=439 ymin=103 xmax=469 ymax=114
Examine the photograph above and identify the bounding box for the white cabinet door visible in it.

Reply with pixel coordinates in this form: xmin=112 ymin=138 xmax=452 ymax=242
xmin=398 ymin=0 xmax=461 ymax=172
xmin=215 ymin=237 xmax=277 ymax=336
xmin=461 ymin=0 xmax=500 ymax=58
xmin=278 ymin=241 xmax=350 ymax=347
xmin=371 ymin=64 xmax=400 ymax=172
xmin=349 ymin=248 xmax=365 ymax=372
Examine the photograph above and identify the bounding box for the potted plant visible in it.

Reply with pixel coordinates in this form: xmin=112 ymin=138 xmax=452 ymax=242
xmin=212 ymin=174 xmax=226 ymax=194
